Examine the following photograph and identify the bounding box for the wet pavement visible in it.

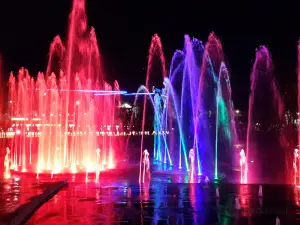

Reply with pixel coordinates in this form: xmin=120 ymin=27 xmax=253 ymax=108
xmin=1 ymin=173 xmax=300 ymax=225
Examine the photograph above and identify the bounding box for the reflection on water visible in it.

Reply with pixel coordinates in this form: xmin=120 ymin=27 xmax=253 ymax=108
xmin=25 ymin=180 xmax=300 ymax=224
xmin=1 ymin=174 xmax=300 ymax=224
xmin=0 ymin=175 xmax=60 ymax=223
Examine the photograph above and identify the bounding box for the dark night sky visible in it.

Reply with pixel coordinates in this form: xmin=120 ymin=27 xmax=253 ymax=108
xmin=0 ymin=0 xmax=299 ymax=111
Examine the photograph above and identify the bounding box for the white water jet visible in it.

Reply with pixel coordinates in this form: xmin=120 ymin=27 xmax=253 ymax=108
xmin=4 ymin=147 xmax=11 ymax=179
xmin=216 ymin=187 xmax=220 ymax=198
xmin=142 ymin=149 xmax=150 ymax=183
xmin=258 ymin=185 xmax=263 ymax=197
xmin=235 ymin=197 xmax=240 ymax=210
xmin=276 ymin=216 xmax=280 ymax=225
xmin=205 ymin=176 xmax=210 ymax=184
xmin=240 ymin=149 xmax=247 ymax=184
xmin=189 ymin=148 xmax=195 ymax=177
xmin=127 ymin=187 xmax=132 ymax=198
xmin=95 ymin=148 xmax=101 ymax=182
xmin=294 ymin=149 xmax=299 ymax=185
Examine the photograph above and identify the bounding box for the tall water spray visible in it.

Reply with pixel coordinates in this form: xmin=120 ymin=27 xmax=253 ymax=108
xmin=138 ymin=34 xmax=167 ymax=183
xmin=296 ymin=40 xmax=300 ymax=184
xmin=8 ymin=0 xmax=123 ymax=175
xmin=143 ymin=33 xmax=238 ymax=178
xmin=246 ymin=46 xmax=284 ymax=183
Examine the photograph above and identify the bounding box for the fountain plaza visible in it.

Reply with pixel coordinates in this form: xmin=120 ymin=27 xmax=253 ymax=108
xmin=1 ymin=0 xmax=300 ymax=224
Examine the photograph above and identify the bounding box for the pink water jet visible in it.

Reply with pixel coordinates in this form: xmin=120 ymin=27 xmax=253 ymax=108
xmin=142 ymin=149 xmax=150 ymax=183
xmin=240 ymin=149 xmax=247 ymax=184
xmin=7 ymin=0 xmax=122 ymax=176
xmin=189 ymin=148 xmax=195 ymax=177
xmin=139 ymin=34 xmax=167 ymax=183
xmin=294 ymin=148 xmax=299 ymax=184
xmin=297 ymin=40 xmax=300 ymax=184
xmin=4 ymin=147 xmax=11 ymax=179
xmin=246 ymin=46 xmax=284 ymax=183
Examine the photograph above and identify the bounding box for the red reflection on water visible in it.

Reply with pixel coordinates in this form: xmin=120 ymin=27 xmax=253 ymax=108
xmin=189 ymin=183 xmax=197 ymax=224
xmin=294 ymin=185 xmax=300 ymax=207
xmin=27 ymin=182 xmax=121 ymax=225
xmin=239 ymin=185 xmax=252 ymax=217
xmin=0 ymin=176 xmax=52 ymax=220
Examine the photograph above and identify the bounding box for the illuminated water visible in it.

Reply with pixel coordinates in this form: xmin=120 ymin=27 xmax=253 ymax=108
xmin=136 ymin=33 xmax=237 ymax=180
xmin=1 ymin=174 xmax=300 ymax=225
xmin=246 ymin=46 xmax=284 ymax=183
xmin=7 ymin=0 xmax=123 ymax=176
xmin=0 ymin=0 xmax=291 ymax=191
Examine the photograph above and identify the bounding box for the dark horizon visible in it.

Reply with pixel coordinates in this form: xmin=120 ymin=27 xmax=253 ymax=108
xmin=0 ymin=0 xmax=299 ymax=111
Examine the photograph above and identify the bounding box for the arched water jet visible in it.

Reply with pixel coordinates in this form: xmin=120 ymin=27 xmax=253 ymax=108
xmin=179 ymin=35 xmax=203 ymax=174
xmin=139 ymin=34 xmax=167 ymax=183
xmin=214 ymin=63 xmax=238 ymax=180
xmin=246 ymin=46 xmax=284 ymax=183
xmin=131 ymin=86 xmax=172 ymax=183
xmin=141 ymin=33 xmax=237 ymax=179
xmin=8 ymin=0 xmax=122 ymax=176
xmin=46 ymin=35 xmax=65 ymax=78
xmin=163 ymin=78 xmax=189 ymax=171
xmin=297 ymin=40 xmax=300 ymax=184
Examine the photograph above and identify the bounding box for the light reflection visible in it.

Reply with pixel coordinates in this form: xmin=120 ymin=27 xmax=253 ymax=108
xmin=189 ymin=183 xmax=197 ymax=224
xmin=294 ymin=185 xmax=300 ymax=207
xmin=239 ymin=184 xmax=252 ymax=218
xmin=1 ymin=178 xmax=294 ymax=225
xmin=0 ymin=177 xmax=43 ymax=219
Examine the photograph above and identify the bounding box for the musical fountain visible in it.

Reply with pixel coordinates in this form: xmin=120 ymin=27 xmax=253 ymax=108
xmin=6 ymin=0 xmax=123 ymax=178
xmin=132 ymin=33 xmax=238 ymax=182
xmin=132 ymin=33 xmax=286 ymax=184
xmin=0 ymin=0 xmax=290 ymax=186
xmin=1 ymin=1 xmax=300 ymax=225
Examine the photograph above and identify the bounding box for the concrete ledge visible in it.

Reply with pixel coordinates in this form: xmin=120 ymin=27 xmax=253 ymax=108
xmin=9 ymin=180 xmax=68 ymax=225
